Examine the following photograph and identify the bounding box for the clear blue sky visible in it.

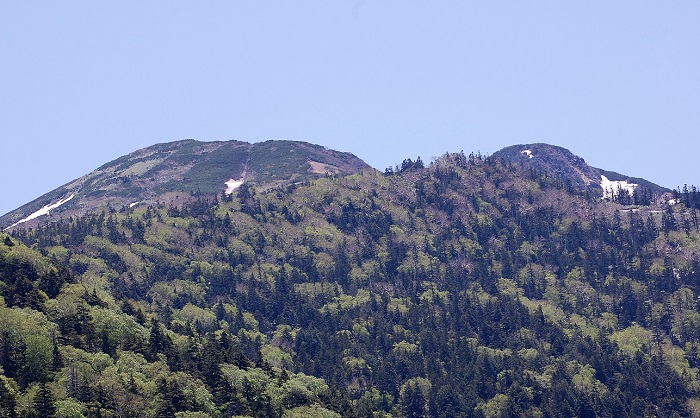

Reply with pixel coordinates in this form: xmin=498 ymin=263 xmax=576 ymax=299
xmin=2 ymin=2 xmax=699 ymax=216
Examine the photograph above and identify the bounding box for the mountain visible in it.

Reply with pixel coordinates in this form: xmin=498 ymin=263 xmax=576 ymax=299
xmin=3 ymin=146 xmax=700 ymax=417
xmin=3 ymin=141 xmax=671 ymax=233
xmin=490 ymin=143 xmax=670 ymax=199
xmin=0 ymin=139 xmax=371 ymax=231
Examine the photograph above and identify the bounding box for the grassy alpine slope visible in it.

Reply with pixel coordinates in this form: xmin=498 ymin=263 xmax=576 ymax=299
xmin=3 ymin=151 xmax=700 ymax=417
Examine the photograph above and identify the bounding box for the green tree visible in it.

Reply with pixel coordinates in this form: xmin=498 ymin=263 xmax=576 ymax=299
xmin=33 ymin=382 xmax=56 ymax=418
xmin=401 ymin=383 xmax=427 ymax=418
xmin=0 ymin=377 xmax=17 ymax=418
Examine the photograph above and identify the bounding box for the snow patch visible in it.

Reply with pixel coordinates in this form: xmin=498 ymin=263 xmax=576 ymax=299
xmin=5 ymin=194 xmax=75 ymax=230
xmin=129 ymin=201 xmax=140 ymax=208
xmin=521 ymin=149 xmax=533 ymax=159
xmin=224 ymin=178 xmax=244 ymax=195
xmin=600 ymin=175 xmax=637 ymax=199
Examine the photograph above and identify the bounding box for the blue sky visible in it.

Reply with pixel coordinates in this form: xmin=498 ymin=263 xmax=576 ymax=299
xmin=2 ymin=2 xmax=699 ymax=216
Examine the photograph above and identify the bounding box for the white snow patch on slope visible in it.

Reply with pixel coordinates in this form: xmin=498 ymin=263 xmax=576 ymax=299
xmin=600 ymin=175 xmax=637 ymax=199
xmin=521 ymin=149 xmax=533 ymax=159
xmin=225 ymin=178 xmax=244 ymax=195
xmin=5 ymin=194 xmax=75 ymax=230
xmin=129 ymin=201 xmax=140 ymax=208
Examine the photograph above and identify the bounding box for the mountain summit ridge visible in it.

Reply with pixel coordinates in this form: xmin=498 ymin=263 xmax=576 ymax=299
xmin=1 ymin=139 xmax=370 ymax=230
xmin=490 ymin=143 xmax=669 ymax=198
xmin=1 ymin=140 xmax=669 ymax=230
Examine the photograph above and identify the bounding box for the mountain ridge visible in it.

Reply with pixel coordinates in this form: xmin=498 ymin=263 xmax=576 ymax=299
xmin=1 ymin=139 xmax=371 ymax=230
xmin=1 ymin=140 xmax=670 ymax=231
xmin=2 ymin=146 xmax=700 ymax=416
xmin=490 ymin=143 xmax=669 ymax=198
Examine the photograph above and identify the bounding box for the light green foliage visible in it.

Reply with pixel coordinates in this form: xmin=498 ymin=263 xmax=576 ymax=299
xmin=46 ymin=245 xmax=71 ymax=264
xmin=320 ymin=289 xmax=373 ymax=315
xmin=569 ymin=314 xmax=599 ymax=339
xmin=475 ymin=393 xmax=511 ymax=418
xmin=387 ymin=297 xmax=410 ymax=315
xmin=282 ymin=404 xmax=340 ymax=418
xmin=598 ymin=312 xmax=619 ymax=333
xmin=610 ymin=324 xmax=651 ymax=356
xmin=91 ymin=306 xmax=147 ymax=349
xmin=83 ymin=235 xmax=141 ymax=269
xmin=477 ymin=346 xmax=513 ymax=362
xmin=399 ymin=377 xmax=431 ymax=399
xmin=173 ymin=303 xmax=218 ymax=331
xmin=687 ymin=398 xmax=700 ymax=418
xmin=0 ymin=305 xmax=57 ymax=341
xmin=342 ymin=356 xmax=369 ymax=373
xmin=349 ymin=260 xmax=383 ymax=287
xmin=261 ymin=345 xmax=294 ymax=369
xmin=569 ymin=361 xmax=608 ymax=396
xmin=518 ymin=348 xmax=539 ymax=361
xmin=24 ymin=334 xmax=54 ymax=382
xmin=144 ymin=222 xmax=192 ymax=250
xmin=294 ymin=282 xmax=340 ymax=302
xmin=313 ymin=252 xmax=335 ymax=281
xmin=242 ymin=312 xmax=259 ymax=330
xmin=0 ymin=306 xmax=57 ymax=383
xmin=69 ymin=253 xmax=118 ymax=286
xmin=563 ymin=276 xmax=597 ymax=311
xmin=115 ymin=350 xmax=151 ymax=383
xmin=148 ymin=281 xmax=176 ymax=307
xmin=1 ymin=241 xmax=55 ymax=277
xmin=497 ymin=278 xmax=521 ymax=297
xmin=172 ymin=372 xmax=217 ymax=415
xmin=175 ymin=412 xmax=213 ymax=418
xmin=352 ymin=322 xmax=371 ymax=340
xmin=148 ymin=280 xmax=206 ymax=308
xmin=418 ymin=282 xmax=449 ymax=305
xmin=519 ymin=298 xmax=567 ymax=325
xmin=661 ymin=342 xmax=699 ymax=389
xmin=393 ymin=341 xmax=419 ymax=355
xmin=227 ymin=236 xmax=255 ymax=260
xmin=302 ymin=222 xmax=343 ymax=252
xmin=55 ymin=397 xmax=86 ymax=418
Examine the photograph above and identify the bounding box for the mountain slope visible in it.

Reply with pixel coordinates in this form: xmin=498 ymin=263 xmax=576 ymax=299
xmin=5 ymin=151 xmax=700 ymax=416
xmin=1 ymin=139 xmax=371 ymax=230
xmin=490 ymin=143 xmax=669 ymax=199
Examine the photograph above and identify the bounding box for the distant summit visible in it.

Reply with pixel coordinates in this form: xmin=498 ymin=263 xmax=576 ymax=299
xmin=490 ymin=143 xmax=669 ymax=198
xmin=2 ymin=140 xmax=673 ymax=231
xmin=0 ymin=139 xmax=371 ymax=230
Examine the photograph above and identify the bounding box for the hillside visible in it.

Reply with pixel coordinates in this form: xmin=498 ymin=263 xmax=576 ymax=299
xmin=0 ymin=139 xmax=371 ymax=231
xmin=3 ymin=149 xmax=700 ymax=417
xmin=491 ymin=143 xmax=669 ymax=200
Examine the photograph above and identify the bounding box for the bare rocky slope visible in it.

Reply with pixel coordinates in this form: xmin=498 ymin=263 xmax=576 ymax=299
xmin=1 ymin=139 xmax=372 ymax=230
xmin=490 ymin=143 xmax=669 ymax=198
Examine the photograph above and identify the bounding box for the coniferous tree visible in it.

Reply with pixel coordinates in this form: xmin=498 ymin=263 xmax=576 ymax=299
xmin=33 ymin=382 xmax=56 ymax=418
xmin=0 ymin=378 xmax=17 ymax=418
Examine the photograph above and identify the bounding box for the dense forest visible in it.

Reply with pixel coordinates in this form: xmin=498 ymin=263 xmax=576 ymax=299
xmin=3 ymin=152 xmax=700 ymax=417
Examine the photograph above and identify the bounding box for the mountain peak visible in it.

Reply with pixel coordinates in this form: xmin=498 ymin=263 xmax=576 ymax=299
xmin=490 ymin=143 xmax=668 ymax=198
xmin=1 ymin=139 xmax=370 ymax=230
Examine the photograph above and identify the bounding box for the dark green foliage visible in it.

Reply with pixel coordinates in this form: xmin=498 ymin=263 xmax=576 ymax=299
xmin=3 ymin=153 xmax=700 ymax=416
xmin=402 ymin=383 xmax=427 ymax=418
xmin=32 ymin=383 xmax=56 ymax=418
xmin=0 ymin=379 xmax=17 ymax=418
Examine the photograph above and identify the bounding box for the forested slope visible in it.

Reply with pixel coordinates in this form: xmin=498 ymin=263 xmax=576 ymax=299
xmin=3 ymin=152 xmax=700 ymax=417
